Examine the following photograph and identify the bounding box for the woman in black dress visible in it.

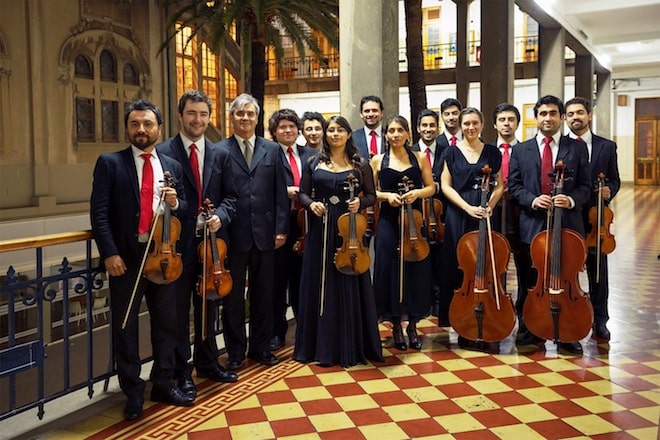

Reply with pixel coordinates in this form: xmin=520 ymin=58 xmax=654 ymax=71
xmin=371 ymin=116 xmax=436 ymax=351
xmin=293 ymin=115 xmax=384 ymax=367
xmin=439 ymin=107 xmax=504 ymax=349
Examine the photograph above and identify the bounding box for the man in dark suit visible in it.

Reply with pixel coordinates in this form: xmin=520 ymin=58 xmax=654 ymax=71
xmin=353 ymin=95 xmax=385 ymax=160
xmin=217 ymin=93 xmax=289 ymax=370
xmin=437 ymin=98 xmax=463 ymax=148
xmin=411 ymin=109 xmax=448 ymax=323
xmin=91 ymin=100 xmax=193 ymax=420
xmin=157 ymin=90 xmax=239 ymax=398
xmin=565 ymin=96 xmax=621 ymax=341
xmin=267 ymin=109 xmax=315 ymax=351
xmin=508 ymin=95 xmax=592 ymax=355
xmin=490 ymin=103 xmax=531 ymax=322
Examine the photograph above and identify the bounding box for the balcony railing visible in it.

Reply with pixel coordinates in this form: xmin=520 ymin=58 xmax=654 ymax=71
xmin=266 ymin=35 xmax=541 ymax=81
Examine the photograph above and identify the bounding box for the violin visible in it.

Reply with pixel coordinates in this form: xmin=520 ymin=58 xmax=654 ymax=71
xmin=334 ymin=174 xmax=370 ymax=275
xmin=197 ymin=198 xmax=232 ymax=300
xmin=398 ymin=176 xmax=430 ymax=262
xmin=449 ymin=165 xmax=516 ymax=342
xmin=292 ymin=208 xmax=307 ymax=256
xmin=422 ymin=197 xmax=444 ymax=244
xmin=523 ymin=161 xmax=594 ymax=343
xmin=585 ymin=173 xmax=616 ymax=269
xmin=143 ymin=172 xmax=183 ymax=284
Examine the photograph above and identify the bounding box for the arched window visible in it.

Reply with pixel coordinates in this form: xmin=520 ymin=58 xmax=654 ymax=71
xmin=100 ymin=50 xmax=117 ymax=82
xmin=74 ymin=55 xmax=93 ymax=79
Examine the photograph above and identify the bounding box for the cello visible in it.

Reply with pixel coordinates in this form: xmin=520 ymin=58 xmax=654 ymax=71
xmin=584 ymin=173 xmax=616 ymax=283
xmin=292 ymin=208 xmax=307 ymax=256
xmin=449 ymin=165 xmax=516 ymax=342
xmin=334 ymin=173 xmax=370 ymax=275
xmin=523 ymin=161 xmax=594 ymax=343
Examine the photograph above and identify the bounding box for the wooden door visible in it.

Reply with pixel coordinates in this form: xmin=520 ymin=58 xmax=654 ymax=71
xmin=635 ymin=120 xmax=659 ymax=185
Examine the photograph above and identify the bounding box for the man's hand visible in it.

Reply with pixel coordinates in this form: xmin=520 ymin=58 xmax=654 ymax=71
xmin=105 ymin=255 xmax=126 ymax=277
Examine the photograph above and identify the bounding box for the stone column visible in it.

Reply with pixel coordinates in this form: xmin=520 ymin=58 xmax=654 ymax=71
xmin=340 ymin=0 xmax=399 ymax=127
xmin=538 ymin=26 xmax=565 ymax=99
xmin=480 ymin=0 xmax=514 ymax=142
xmin=454 ymin=0 xmax=471 ymax=107
xmin=574 ymin=54 xmax=594 ymax=104
xmin=595 ymin=71 xmax=612 ymax=138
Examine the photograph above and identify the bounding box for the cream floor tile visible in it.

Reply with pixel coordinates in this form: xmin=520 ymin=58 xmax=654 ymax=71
xmin=262 ymin=378 xmax=290 ymax=392
xmin=232 ymin=394 xmax=262 ymax=409
xmin=437 ymin=358 xmax=484 ymax=371
xmin=490 ymin=423 xmax=548 ymax=440
xmin=308 ymin=411 xmax=355 ymax=432
xmin=518 ymin=386 xmax=566 ymax=403
xmin=420 ymin=371 xmax=463 ymax=386
xmin=358 ymin=378 xmax=401 ymax=394
xmin=579 ymin=379 xmax=630 ymax=395
xmin=291 ymin=385 xmax=333 ymax=402
xmin=628 ymin=426 xmax=659 ymax=440
xmin=335 ymin=394 xmax=380 ymax=411
xmin=452 ymin=394 xmax=500 ymax=412
xmin=403 ymin=386 xmax=448 ymax=403
xmin=360 ymin=422 xmax=410 ymax=439
xmin=538 ymin=358 xmax=584 ymax=371
xmin=504 ymin=403 xmax=557 ymax=423
xmin=279 ymin=434 xmax=321 ymax=440
xmin=637 ymin=389 xmax=660 ymax=405
xmin=588 ymin=366 xmax=634 ymax=380
xmin=378 ymin=363 xmax=419 ymax=377
xmin=193 ymin=412 xmax=228 ymax=430
xmin=527 ymin=372 xmax=576 ymax=386
xmin=481 ymin=364 xmax=526 ymax=378
xmin=316 ymin=371 xmax=355 ymax=386
xmin=562 ymin=414 xmax=621 ymax=436
xmin=572 ymin=395 xmax=627 ymax=413
xmin=228 ymin=421 xmax=276 ymax=439
xmin=632 ymin=405 xmax=660 ymax=424
xmin=468 ymin=378 xmax=514 ymax=394
xmin=382 ymin=403 xmax=430 ymax=422
xmin=433 ymin=412 xmax=486 ymax=433
xmin=263 ymin=402 xmax=306 ymax=421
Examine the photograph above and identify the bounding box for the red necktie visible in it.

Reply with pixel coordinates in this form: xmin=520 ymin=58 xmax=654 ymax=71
xmin=369 ymin=131 xmax=378 ymax=156
xmin=501 ymin=143 xmax=510 ymax=185
xmin=138 ymin=153 xmax=153 ymax=234
xmin=541 ymin=137 xmax=553 ymax=195
xmin=425 ymin=147 xmax=433 ymax=168
xmin=576 ymin=136 xmax=583 ymax=141
xmin=189 ymin=144 xmax=202 ymax=208
xmin=450 ymin=135 xmax=457 ymax=146
xmin=288 ymin=146 xmax=302 ymax=209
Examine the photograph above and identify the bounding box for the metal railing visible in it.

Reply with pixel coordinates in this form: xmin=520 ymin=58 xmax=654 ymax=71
xmin=0 ymin=231 xmax=111 ymax=421
xmin=265 ymin=36 xmax=542 ymax=81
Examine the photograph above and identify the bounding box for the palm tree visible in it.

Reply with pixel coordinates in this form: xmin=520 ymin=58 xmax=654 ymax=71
xmin=163 ymin=0 xmax=339 ymax=135
xmin=404 ymin=0 xmax=427 ymax=143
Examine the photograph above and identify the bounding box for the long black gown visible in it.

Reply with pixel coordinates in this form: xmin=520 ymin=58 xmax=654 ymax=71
xmin=373 ymin=148 xmax=432 ymax=321
xmin=441 ymin=143 xmax=502 ymax=294
xmin=293 ymin=158 xmax=384 ymax=367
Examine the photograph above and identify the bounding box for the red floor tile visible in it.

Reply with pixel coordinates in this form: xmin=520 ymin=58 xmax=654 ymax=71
xmin=472 ymin=408 xmax=522 ymax=427
xmin=418 ymin=399 xmax=465 ymax=417
xmin=320 ymin=427 xmax=366 ymax=439
xmin=224 ymin=407 xmax=267 ymax=425
xmin=369 ymin=390 xmax=415 ymax=406
xmin=598 ymin=410 xmax=657 ymax=430
xmin=270 ymin=416 xmax=316 ymax=437
xmin=398 ymin=418 xmax=448 ymax=437
xmin=487 ymin=390 xmax=534 ymax=407
xmin=550 ymin=383 xmax=599 ymax=399
xmin=438 ymin=382 xmax=480 ymax=398
xmin=541 ymin=400 xmax=592 ymax=418
xmin=608 ymin=392 xmax=658 ymax=409
xmin=528 ymin=418 xmax=585 ymax=439
xmin=257 ymin=389 xmax=297 ymax=405
xmin=390 ymin=374 xmax=433 ymax=389
xmin=346 ymin=408 xmax=392 ymax=426
xmin=299 ymin=398 xmax=343 ymax=415
xmin=326 ymin=382 xmax=364 ymax=397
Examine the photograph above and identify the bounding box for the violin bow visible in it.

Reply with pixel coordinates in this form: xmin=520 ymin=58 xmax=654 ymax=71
xmin=319 ymin=203 xmax=329 ymax=316
xmin=484 ymin=212 xmax=501 ymax=310
xmin=121 ymin=179 xmax=168 ymax=330
xmin=201 ymin=213 xmax=208 ymax=340
xmin=595 ymin=176 xmax=603 ymax=283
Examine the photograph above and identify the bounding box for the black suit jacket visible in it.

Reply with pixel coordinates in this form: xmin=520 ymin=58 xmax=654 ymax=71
xmin=353 ymin=127 xmax=386 ymax=160
xmin=91 ymin=147 xmax=187 ymax=265
xmin=508 ymin=135 xmax=592 ymax=244
xmin=157 ymin=134 xmax=238 ymax=264
xmin=586 ymin=133 xmax=621 ymax=209
xmin=217 ymin=136 xmax=289 ymax=253
xmin=278 ymin=143 xmax=315 ymax=188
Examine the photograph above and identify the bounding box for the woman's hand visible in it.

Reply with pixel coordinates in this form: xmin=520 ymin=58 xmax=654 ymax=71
xmin=387 ymin=193 xmax=403 ymax=207
xmin=310 ymin=201 xmax=327 ymax=217
xmin=347 ymin=197 xmax=360 ymax=213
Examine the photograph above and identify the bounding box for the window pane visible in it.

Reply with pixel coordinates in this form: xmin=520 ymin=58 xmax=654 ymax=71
xmin=123 ymin=63 xmax=138 ymax=85
xmin=76 ymin=98 xmax=94 ymax=142
xmin=100 ymin=50 xmax=117 ymax=82
xmin=74 ymin=55 xmax=93 ymax=78
xmin=101 ymin=100 xmax=118 ymax=142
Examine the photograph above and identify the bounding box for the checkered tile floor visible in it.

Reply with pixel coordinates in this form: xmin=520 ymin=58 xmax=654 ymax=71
xmin=16 ymin=185 xmax=660 ymax=440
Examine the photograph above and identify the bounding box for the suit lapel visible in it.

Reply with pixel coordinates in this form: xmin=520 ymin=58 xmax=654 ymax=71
xmin=121 ymin=147 xmax=141 ymax=205
xmin=202 ymin=140 xmax=215 ymax=194
xmin=251 ymin=137 xmax=267 ymax=170
xmin=228 ymin=137 xmax=250 ymax=174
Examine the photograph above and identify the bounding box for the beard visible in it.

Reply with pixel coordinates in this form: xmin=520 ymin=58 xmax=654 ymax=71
xmin=130 ymin=133 xmax=157 ymax=150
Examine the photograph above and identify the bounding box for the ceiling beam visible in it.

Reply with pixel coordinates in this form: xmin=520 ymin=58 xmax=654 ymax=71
xmin=559 ymin=0 xmax=660 ymax=15
xmin=593 ymin=31 xmax=660 ymax=46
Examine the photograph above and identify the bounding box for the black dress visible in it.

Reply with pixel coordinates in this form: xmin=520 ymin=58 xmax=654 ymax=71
xmin=293 ymin=158 xmax=384 ymax=367
xmin=441 ymin=144 xmax=502 ymax=292
xmin=373 ymin=148 xmax=432 ymax=321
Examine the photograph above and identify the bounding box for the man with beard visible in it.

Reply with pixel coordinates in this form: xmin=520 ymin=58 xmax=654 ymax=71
xmin=353 ymin=95 xmax=385 ymax=159
xmin=565 ymin=96 xmax=620 ymax=341
xmin=438 ymin=98 xmax=463 ymax=148
xmin=411 ymin=109 xmax=447 ymax=321
xmin=157 ymin=90 xmax=239 ymax=399
xmin=91 ymin=100 xmax=193 ymax=421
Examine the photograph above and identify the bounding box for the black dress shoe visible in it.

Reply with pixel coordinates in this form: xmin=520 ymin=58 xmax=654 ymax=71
xmin=406 ymin=322 xmax=422 ymax=350
xmin=226 ymin=358 xmax=245 ymax=371
xmin=594 ymin=323 xmax=611 ymax=340
xmin=558 ymin=342 xmax=583 ymax=355
xmin=392 ymin=321 xmax=407 ymax=351
xmin=268 ymin=335 xmax=284 ymax=351
xmin=197 ymin=365 xmax=239 ymax=383
xmin=248 ymin=351 xmax=280 ymax=366
xmin=178 ymin=374 xmax=197 ymax=399
xmin=516 ymin=330 xmax=543 ymax=345
xmin=151 ymin=386 xmax=195 ymax=407
xmin=123 ymin=398 xmax=143 ymax=421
